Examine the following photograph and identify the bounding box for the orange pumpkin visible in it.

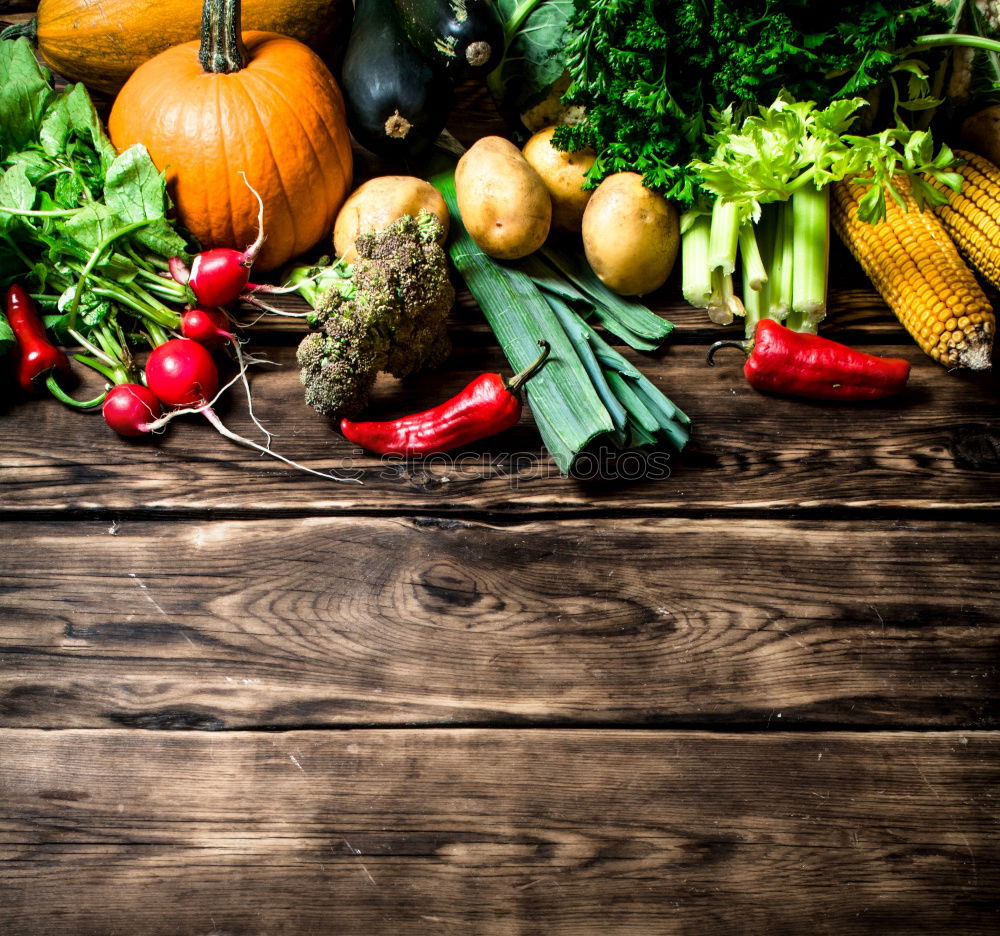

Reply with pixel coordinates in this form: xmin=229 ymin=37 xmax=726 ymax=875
xmin=108 ymin=0 xmax=352 ymax=271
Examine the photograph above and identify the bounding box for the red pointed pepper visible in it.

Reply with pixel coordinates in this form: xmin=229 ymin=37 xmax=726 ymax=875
xmin=341 ymin=340 xmax=550 ymax=455
xmin=707 ymin=319 xmax=910 ymax=401
xmin=6 ymin=284 xmax=71 ymax=392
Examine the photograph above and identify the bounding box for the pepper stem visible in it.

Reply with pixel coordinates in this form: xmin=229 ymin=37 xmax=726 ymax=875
xmin=705 ymin=339 xmax=750 ymax=366
xmin=199 ymin=0 xmax=248 ymax=74
xmin=504 ymin=340 xmax=551 ymax=394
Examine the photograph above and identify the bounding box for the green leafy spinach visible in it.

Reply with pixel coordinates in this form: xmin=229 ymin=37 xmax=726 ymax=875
xmin=0 ymin=38 xmax=192 ymax=365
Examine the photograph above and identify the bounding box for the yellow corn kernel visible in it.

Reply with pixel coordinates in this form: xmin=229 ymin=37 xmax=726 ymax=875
xmin=831 ymin=176 xmax=995 ymax=370
xmin=931 ymin=150 xmax=1000 ymax=289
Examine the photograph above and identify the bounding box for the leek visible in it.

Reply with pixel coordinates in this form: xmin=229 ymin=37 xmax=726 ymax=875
xmin=536 ymin=244 xmax=674 ymax=348
xmin=542 ymin=292 xmax=630 ymax=443
xmin=519 ymin=253 xmax=667 ymax=353
xmin=572 ymin=313 xmax=691 ymax=452
xmin=431 ymin=168 xmax=613 ymax=471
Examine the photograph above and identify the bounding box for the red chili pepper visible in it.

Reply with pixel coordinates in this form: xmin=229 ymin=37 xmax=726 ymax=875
xmin=341 ymin=340 xmax=551 ymax=455
xmin=6 ymin=284 xmax=71 ymax=393
xmin=706 ymin=319 xmax=910 ymax=401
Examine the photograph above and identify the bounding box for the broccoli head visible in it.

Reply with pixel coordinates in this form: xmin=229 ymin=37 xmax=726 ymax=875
xmin=291 ymin=212 xmax=455 ymax=419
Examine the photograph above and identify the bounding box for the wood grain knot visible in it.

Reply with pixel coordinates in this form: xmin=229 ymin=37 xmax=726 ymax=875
xmin=416 ymin=563 xmax=497 ymax=617
xmin=951 ymin=425 xmax=1000 ymax=472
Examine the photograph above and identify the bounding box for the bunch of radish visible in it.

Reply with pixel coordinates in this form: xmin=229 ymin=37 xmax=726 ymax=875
xmin=100 ymin=177 xmax=357 ymax=484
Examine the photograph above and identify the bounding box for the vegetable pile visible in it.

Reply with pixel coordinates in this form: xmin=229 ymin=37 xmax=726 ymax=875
xmin=3 ymin=0 xmax=1000 ymax=485
xmin=0 ymin=36 xmax=356 ymax=482
xmin=429 ymin=160 xmax=690 ymax=472
xmin=491 ymin=0 xmax=1000 ymax=375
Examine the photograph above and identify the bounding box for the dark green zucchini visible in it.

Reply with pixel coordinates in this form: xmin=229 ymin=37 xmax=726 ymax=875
xmin=340 ymin=0 xmax=454 ymax=161
xmin=392 ymin=0 xmax=504 ymax=77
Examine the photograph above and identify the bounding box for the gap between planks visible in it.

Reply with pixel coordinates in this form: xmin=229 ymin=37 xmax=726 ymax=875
xmin=1 ymin=505 xmax=999 ymax=524
xmin=2 ymin=722 xmax=997 ymax=735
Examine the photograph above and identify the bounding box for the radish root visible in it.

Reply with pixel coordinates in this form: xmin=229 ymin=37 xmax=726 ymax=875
xmin=143 ymin=364 xmax=361 ymax=485
xmin=238 ymin=171 xmax=267 ymax=263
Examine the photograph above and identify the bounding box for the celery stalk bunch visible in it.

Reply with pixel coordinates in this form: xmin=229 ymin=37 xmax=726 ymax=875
xmin=681 ymin=93 xmax=963 ymax=339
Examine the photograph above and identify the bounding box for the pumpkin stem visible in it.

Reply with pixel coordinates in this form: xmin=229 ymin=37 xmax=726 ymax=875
xmin=0 ymin=19 xmax=38 ymax=43
xmin=199 ymin=0 xmax=248 ymax=74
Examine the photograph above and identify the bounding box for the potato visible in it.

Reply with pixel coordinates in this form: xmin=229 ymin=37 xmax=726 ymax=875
xmin=518 ymin=71 xmax=585 ymax=134
xmin=581 ymin=172 xmax=679 ymax=296
xmin=960 ymin=106 xmax=1000 ymax=168
xmin=333 ymin=176 xmax=449 ymax=261
xmin=522 ymin=125 xmax=596 ymax=233
xmin=455 ymin=136 xmax=551 ymax=260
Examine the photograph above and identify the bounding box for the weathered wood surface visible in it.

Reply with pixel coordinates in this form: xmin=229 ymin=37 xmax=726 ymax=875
xmin=2 ymin=729 xmax=997 ymax=936
xmin=2 ymin=339 xmax=997 ymax=514
xmin=1 ymin=516 xmax=997 ymax=729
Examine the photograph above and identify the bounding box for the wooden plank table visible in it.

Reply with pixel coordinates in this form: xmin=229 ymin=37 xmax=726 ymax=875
xmin=2 ymin=8 xmax=999 ymax=932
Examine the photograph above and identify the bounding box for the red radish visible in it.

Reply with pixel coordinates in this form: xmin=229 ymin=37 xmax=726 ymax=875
xmin=181 ymin=307 xmax=233 ymax=349
xmin=146 ymin=338 xmax=219 ymax=406
xmin=141 ymin=338 xmax=359 ymax=484
xmin=102 ymin=384 xmax=163 ymax=437
xmin=186 ymin=248 xmax=255 ymax=306
xmin=179 ymin=308 xmax=271 ymax=446
xmin=169 ymin=172 xmax=265 ymax=307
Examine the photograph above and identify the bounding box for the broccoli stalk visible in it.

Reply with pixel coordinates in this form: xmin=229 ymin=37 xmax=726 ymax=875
xmin=289 ymin=212 xmax=455 ymax=419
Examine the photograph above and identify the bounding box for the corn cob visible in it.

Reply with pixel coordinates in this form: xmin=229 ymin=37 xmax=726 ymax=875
xmin=831 ymin=176 xmax=995 ymax=370
xmin=930 ymin=149 xmax=1000 ymax=289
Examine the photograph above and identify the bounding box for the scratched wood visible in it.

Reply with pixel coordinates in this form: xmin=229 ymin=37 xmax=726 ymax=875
xmin=1 ymin=340 xmax=996 ymax=513
xmin=1 ymin=516 xmax=997 ymax=729
xmin=1 ymin=728 xmax=997 ymax=936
